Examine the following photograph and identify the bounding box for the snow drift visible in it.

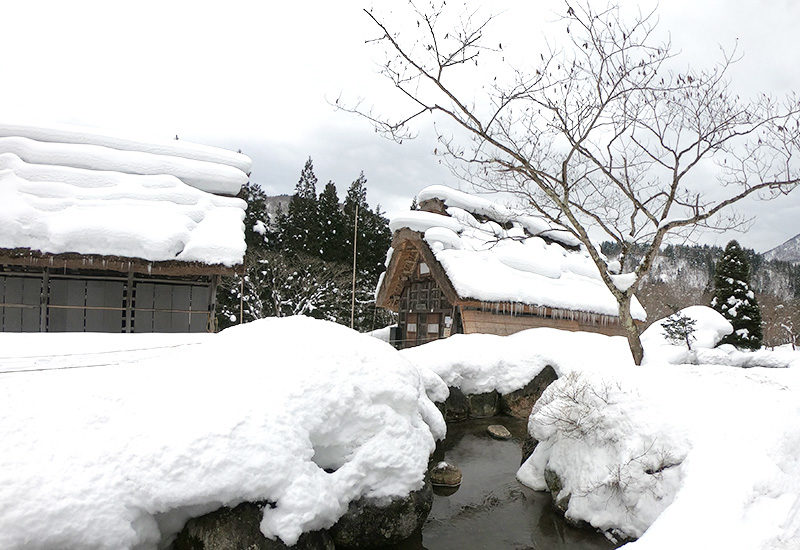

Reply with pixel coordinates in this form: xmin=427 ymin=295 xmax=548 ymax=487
xmin=508 ymin=310 xmax=800 ymax=549
xmin=0 ymin=317 xmax=444 ymax=549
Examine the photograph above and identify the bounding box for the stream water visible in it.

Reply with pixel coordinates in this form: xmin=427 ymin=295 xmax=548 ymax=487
xmin=391 ymin=417 xmax=621 ymax=550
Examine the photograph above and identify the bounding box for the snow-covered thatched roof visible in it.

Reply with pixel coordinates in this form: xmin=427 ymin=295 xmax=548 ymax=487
xmin=0 ymin=123 xmax=250 ymax=268
xmin=379 ymin=185 xmax=646 ymax=321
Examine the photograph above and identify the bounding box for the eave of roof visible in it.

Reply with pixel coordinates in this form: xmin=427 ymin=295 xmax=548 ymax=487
xmin=0 ymin=248 xmax=239 ymax=277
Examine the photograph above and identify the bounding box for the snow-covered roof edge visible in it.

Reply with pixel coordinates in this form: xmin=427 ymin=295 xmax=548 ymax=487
xmin=0 ymin=123 xmax=252 ymax=174
xmin=0 ymin=153 xmax=246 ymax=269
xmin=417 ymin=185 xmax=581 ymax=247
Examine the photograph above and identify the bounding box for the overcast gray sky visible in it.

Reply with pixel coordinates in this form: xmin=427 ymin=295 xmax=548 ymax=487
xmin=2 ymin=0 xmax=799 ymax=253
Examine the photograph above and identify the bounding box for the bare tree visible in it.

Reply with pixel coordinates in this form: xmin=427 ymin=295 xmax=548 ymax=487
xmin=343 ymin=1 xmax=800 ymax=364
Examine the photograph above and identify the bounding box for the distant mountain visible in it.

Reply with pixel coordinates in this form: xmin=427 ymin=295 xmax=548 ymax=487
xmin=764 ymin=233 xmax=800 ymax=264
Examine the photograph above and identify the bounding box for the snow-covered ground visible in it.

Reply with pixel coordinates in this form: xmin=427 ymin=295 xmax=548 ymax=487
xmin=4 ymin=308 xmax=799 ymax=549
xmin=0 ymin=317 xmax=444 ymax=549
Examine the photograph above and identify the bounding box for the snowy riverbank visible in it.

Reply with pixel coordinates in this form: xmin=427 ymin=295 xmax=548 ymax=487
xmin=0 ymin=317 xmax=444 ymax=549
xmin=401 ymin=306 xmax=800 ymax=549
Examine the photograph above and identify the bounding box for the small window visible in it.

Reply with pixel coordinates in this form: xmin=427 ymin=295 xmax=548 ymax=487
xmin=419 ymin=262 xmax=430 ymax=274
xmin=407 ymin=323 xmax=417 ymax=333
xmin=427 ymin=323 xmax=439 ymax=333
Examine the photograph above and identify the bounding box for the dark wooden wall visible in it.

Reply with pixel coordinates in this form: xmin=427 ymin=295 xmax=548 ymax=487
xmin=0 ymin=268 xmax=216 ymax=333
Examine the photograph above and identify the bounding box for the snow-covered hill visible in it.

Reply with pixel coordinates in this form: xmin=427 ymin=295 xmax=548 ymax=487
xmin=764 ymin=233 xmax=800 ymax=264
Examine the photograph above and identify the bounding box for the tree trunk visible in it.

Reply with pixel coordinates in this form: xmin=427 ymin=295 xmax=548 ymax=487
xmin=619 ymin=296 xmax=644 ymax=365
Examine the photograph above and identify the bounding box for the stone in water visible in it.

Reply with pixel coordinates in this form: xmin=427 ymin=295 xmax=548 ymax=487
xmin=430 ymin=461 xmax=462 ymax=487
xmin=487 ymin=424 xmax=512 ymax=440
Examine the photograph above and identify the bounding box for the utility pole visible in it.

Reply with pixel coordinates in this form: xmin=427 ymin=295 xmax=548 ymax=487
xmin=350 ymin=201 xmax=359 ymax=329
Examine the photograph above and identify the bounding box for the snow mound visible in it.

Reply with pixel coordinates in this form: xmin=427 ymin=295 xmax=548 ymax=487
xmin=0 ymin=153 xmax=246 ymax=265
xmin=641 ymin=306 xmax=733 ymax=364
xmin=0 ymin=317 xmax=444 ymax=549
xmin=513 ymin=327 xmax=800 ymax=549
xmin=518 ymin=363 xmax=800 ymax=549
xmin=390 ymin=185 xmax=646 ymax=320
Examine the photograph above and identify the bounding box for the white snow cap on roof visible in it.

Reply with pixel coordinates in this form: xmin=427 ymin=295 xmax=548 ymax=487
xmin=0 ymin=122 xmax=252 ymax=175
xmin=0 ymin=152 xmax=246 ymax=266
xmin=393 ymin=185 xmax=646 ymax=320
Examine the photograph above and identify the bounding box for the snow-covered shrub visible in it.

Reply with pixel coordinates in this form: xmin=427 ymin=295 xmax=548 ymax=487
xmin=517 ymin=370 xmax=686 ymax=538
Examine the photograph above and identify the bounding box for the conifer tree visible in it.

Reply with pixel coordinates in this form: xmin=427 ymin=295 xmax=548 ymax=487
xmin=282 ymin=157 xmax=320 ymax=254
xmin=343 ymin=172 xmax=391 ymax=277
xmin=317 ymin=181 xmax=347 ymax=262
xmin=711 ymin=240 xmax=763 ymax=349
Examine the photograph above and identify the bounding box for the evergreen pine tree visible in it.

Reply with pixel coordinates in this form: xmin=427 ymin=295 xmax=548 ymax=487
xmin=343 ymin=172 xmax=391 ymax=277
xmin=711 ymin=240 xmax=763 ymax=349
xmin=282 ymin=157 xmax=320 ymax=254
xmin=317 ymin=181 xmax=347 ymax=262
xmin=661 ymin=312 xmax=697 ymax=349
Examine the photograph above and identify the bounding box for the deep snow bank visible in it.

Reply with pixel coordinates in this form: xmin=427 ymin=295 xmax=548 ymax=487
xmin=400 ymin=328 xmax=630 ymax=396
xmin=513 ymin=307 xmax=800 ymax=549
xmin=0 ymin=317 xmax=444 ymax=549
xmin=518 ymin=363 xmax=800 ymax=549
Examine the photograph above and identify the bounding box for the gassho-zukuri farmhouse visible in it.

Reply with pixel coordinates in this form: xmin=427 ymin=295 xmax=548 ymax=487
xmin=375 ymin=185 xmax=646 ymax=348
xmin=0 ymin=123 xmax=249 ymax=333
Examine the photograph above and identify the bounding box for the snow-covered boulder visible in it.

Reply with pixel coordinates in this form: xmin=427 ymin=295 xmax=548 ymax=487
xmin=641 ymin=305 xmax=733 ymax=364
xmin=0 ymin=317 xmax=445 ymax=549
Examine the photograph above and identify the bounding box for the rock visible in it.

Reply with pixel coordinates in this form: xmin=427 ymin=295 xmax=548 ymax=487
xmin=443 ymin=388 xmax=503 ymax=421
xmin=443 ymin=387 xmax=469 ymax=422
xmin=467 ymin=391 xmax=500 ymax=418
xmin=486 ymin=424 xmax=512 ymax=440
xmin=330 ymin=479 xmax=433 ymax=549
xmin=430 ymin=461 xmax=462 ymax=487
xmin=520 ymin=434 xmax=538 ymax=464
xmin=543 ymin=466 xmax=571 ymax=515
xmin=500 ymin=365 xmax=558 ymax=419
xmin=172 ymin=502 xmax=334 ymax=550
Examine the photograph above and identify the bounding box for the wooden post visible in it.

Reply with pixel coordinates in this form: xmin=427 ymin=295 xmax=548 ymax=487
xmin=39 ymin=268 xmax=49 ymax=332
xmin=239 ymin=276 xmax=244 ymax=325
xmin=350 ymin=201 xmax=359 ymax=329
xmin=208 ymin=275 xmax=219 ymax=333
xmin=125 ymin=271 xmax=134 ymax=333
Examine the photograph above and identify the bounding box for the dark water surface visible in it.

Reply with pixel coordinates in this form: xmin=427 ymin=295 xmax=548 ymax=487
xmin=391 ymin=417 xmax=619 ymax=550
